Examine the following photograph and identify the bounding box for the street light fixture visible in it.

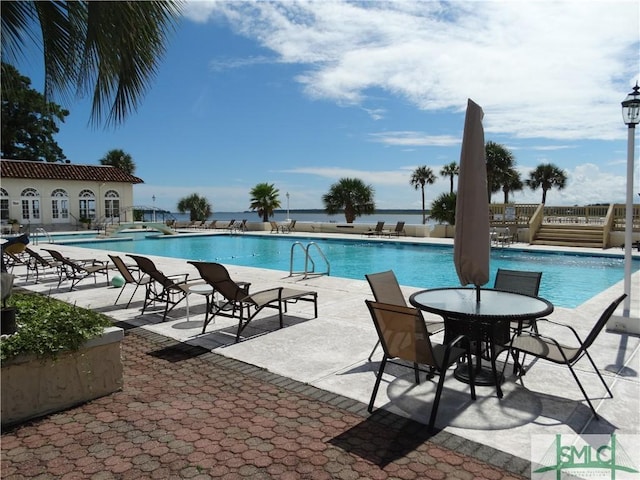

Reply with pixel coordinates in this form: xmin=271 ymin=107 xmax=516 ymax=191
xmin=286 ymin=192 xmax=290 ymax=222
xmin=621 ymin=82 xmax=640 ymax=318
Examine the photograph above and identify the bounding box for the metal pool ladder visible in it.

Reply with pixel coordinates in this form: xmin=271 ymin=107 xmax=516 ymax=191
xmin=289 ymin=241 xmax=330 ymax=279
xmin=33 ymin=227 xmax=53 ymax=245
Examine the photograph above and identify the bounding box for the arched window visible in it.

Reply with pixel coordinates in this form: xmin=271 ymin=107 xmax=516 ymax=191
xmin=51 ymin=188 xmax=69 ymax=221
xmin=104 ymin=190 xmax=120 ymax=219
xmin=78 ymin=189 xmax=96 ymax=220
xmin=21 ymin=188 xmax=40 ymax=221
xmin=0 ymin=188 xmax=8 ymax=221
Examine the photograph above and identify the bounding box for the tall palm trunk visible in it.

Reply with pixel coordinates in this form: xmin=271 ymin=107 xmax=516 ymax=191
xmin=421 ymin=186 xmax=426 ymax=224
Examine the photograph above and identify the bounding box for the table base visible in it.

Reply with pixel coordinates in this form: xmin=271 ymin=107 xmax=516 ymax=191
xmin=453 ymin=364 xmax=503 ymax=387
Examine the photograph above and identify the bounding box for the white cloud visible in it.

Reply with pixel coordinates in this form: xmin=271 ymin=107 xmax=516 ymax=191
xmin=369 ymin=131 xmax=460 ymax=147
xmin=209 ymin=55 xmax=275 ymax=72
xmin=183 ymin=0 xmax=639 ymax=142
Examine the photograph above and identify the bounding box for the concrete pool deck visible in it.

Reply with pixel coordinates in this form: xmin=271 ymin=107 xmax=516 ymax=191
xmin=4 ymin=233 xmax=640 ymax=474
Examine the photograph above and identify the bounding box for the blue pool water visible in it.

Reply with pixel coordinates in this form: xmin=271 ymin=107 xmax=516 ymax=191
xmin=64 ymin=233 xmax=638 ymax=309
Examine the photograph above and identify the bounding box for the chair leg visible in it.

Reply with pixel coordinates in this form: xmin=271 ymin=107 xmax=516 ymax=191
xmin=141 ymin=285 xmax=153 ymax=315
xmin=125 ymin=284 xmax=141 ymax=308
xmin=162 ymin=299 xmax=171 ymax=322
xmin=583 ymin=350 xmax=613 ymax=399
xmin=367 ymin=340 xmax=380 ymax=361
xmin=235 ymin=309 xmax=248 ymax=342
xmin=428 ymin=367 xmax=448 ymax=431
xmin=368 ymin=356 xmax=388 ymax=413
xmin=114 ymin=283 xmax=129 ymax=305
xmin=202 ymin=297 xmax=229 ymax=333
xmin=567 ymin=363 xmax=599 ymax=419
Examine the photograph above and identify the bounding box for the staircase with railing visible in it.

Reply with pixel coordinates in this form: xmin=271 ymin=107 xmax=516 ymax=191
xmin=490 ymin=203 xmax=639 ymax=248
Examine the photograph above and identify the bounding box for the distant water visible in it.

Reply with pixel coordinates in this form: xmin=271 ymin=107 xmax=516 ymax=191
xmin=162 ymin=211 xmax=434 ymax=226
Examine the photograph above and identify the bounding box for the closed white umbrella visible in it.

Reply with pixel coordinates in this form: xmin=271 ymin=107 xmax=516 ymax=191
xmin=454 ymin=99 xmax=490 ymax=302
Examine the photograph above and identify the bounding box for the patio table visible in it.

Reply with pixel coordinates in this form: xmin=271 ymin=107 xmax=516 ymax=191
xmin=185 ymin=283 xmax=213 ymax=323
xmin=409 ymin=287 xmax=553 ymax=398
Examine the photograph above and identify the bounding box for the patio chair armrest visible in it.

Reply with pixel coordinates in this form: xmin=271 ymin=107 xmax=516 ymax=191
xmin=125 ymin=264 xmax=143 ymax=279
xmin=442 ymin=334 xmax=472 ymax=365
xmin=508 ymin=330 xmax=569 ymax=354
xmin=167 ymin=273 xmax=190 ymax=283
xmin=445 ymin=334 xmax=471 ymax=350
xmin=534 ymin=318 xmax=584 ymax=343
xmin=73 ymin=258 xmax=98 ymax=265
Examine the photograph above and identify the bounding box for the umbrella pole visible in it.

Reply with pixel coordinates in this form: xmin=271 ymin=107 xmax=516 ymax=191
xmin=475 ymin=285 xmax=481 ymax=303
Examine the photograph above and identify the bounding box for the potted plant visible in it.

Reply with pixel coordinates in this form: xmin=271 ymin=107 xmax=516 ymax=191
xmin=1 ymin=287 xmax=124 ymax=427
xmin=79 ymin=217 xmax=92 ymax=229
xmin=7 ymin=218 xmax=20 ymax=233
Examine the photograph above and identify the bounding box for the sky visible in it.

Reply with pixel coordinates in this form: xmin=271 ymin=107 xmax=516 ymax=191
xmin=11 ymin=0 xmax=640 ymax=213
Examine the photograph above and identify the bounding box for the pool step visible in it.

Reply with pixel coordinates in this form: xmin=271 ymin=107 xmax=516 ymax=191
xmin=532 ymin=224 xmax=604 ymax=248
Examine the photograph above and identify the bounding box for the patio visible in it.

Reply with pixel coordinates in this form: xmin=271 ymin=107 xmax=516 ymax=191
xmin=2 ymin=239 xmax=639 ymax=475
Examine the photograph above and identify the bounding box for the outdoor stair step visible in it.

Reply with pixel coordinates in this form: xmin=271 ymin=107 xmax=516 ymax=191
xmin=536 ymin=231 xmax=602 ymax=240
xmin=533 ymin=224 xmax=604 ymax=248
xmin=541 ymin=223 xmax=603 ymax=230
xmin=531 ymin=239 xmax=604 ymax=248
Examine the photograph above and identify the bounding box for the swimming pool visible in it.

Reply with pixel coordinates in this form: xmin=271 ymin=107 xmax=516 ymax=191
xmin=66 ymin=233 xmax=638 ymax=309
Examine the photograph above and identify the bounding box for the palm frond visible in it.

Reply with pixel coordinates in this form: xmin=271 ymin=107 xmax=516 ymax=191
xmin=1 ymin=1 xmax=182 ymax=128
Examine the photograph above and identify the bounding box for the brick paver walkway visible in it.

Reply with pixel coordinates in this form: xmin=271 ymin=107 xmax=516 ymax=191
xmin=2 ymin=327 xmax=529 ymax=479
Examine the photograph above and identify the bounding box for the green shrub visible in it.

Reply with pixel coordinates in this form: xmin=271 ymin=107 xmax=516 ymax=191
xmin=1 ymin=293 xmax=112 ymax=361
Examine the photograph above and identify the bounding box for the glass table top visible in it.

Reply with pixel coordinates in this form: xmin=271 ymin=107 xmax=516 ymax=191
xmin=409 ymin=287 xmax=553 ymax=320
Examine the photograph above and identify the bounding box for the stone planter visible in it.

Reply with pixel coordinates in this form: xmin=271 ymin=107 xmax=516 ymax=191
xmin=430 ymin=224 xmax=455 ymax=238
xmin=1 ymin=326 xmax=124 ymax=427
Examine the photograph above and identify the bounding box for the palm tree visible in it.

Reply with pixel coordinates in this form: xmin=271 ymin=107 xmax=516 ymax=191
xmin=322 ymin=178 xmax=375 ymax=223
xmin=485 ymin=141 xmax=515 ymax=202
xmin=502 ymin=168 xmax=523 ymax=203
xmin=410 ymin=166 xmax=436 ymax=225
xmin=177 ymin=193 xmax=212 ymax=222
xmin=526 ymin=163 xmax=568 ymax=204
xmin=249 ymin=183 xmax=281 ymax=222
xmin=1 ymin=1 xmax=181 ymax=127
xmin=429 ymin=192 xmax=457 ymax=225
xmin=439 ymin=161 xmax=459 ymax=194
xmin=99 ymin=149 xmax=136 ymax=175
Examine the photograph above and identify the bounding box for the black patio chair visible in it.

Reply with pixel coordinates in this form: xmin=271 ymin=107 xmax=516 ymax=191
xmin=42 ymin=248 xmax=111 ymax=291
xmin=493 ymin=268 xmax=543 ymax=333
xmin=23 ymin=248 xmax=62 ymax=283
xmin=108 ymin=254 xmax=151 ymax=308
xmin=365 ymin=270 xmax=443 ymax=361
xmin=127 ymin=254 xmax=202 ymax=321
xmin=501 ymin=294 xmax=626 ymax=419
xmin=188 ymin=261 xmax=318 ymax=342
xmin=365 ymin=300 xmax=475 ymax=431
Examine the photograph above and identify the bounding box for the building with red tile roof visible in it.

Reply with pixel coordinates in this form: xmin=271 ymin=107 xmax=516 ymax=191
xmin=1 ymin=159 xmax=144 ymax=232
